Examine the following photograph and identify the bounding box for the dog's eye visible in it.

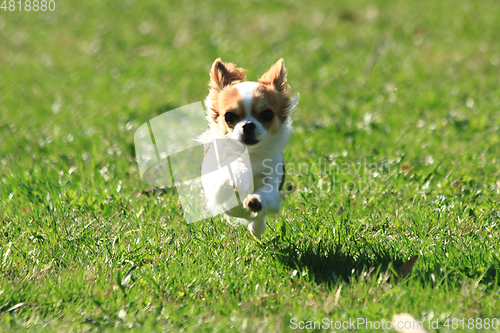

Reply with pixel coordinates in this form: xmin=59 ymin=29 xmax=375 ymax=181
xmin=259 ymin=109 xmax=274 ymax=122
xmin=224 ymin=112 xmax=238 ymax=125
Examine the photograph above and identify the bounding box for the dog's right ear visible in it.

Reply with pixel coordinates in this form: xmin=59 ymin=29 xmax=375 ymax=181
xmin=209 ymin=58 xmax=246 ymax=92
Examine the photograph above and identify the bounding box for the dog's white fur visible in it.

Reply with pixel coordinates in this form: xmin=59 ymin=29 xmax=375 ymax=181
xmin=200 ymin=59 xmax=298 ymax=239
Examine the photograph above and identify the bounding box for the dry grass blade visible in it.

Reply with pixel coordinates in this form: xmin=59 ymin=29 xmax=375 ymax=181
xmin=6 ymin=302 xmax=25 ymax=313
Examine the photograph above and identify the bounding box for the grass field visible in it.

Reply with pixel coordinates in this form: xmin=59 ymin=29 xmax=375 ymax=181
xmin=1 ymin=0 xmax=500 ymax=331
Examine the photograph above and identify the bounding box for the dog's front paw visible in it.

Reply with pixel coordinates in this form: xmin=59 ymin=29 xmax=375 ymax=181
xmin=243 ymin=194 xmax=262 ymax=213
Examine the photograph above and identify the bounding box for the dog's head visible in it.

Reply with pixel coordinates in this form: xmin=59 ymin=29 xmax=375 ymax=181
xmin=205 ymin=58 xmax=295 ymax=148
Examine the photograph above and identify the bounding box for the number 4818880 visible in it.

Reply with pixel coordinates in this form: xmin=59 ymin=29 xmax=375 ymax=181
xmin=1 ymin=0 xmax=55 ymax=11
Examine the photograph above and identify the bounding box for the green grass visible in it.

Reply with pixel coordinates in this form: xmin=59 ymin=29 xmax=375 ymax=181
xmin=1 ymin=0 xmax=500 ymax=331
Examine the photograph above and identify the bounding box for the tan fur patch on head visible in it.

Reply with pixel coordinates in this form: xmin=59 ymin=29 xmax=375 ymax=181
xmin=216 ymin=86 xmax=247 ymax=134
xmin=207 ymin=59 xmax=246 ymax=122
xmin=257 ymin=59 xmax=292 ymax=122
xmin=248 ymin=85 xmax=289 ymax=134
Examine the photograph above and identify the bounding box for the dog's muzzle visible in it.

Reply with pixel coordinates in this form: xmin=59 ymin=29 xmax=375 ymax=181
xmin=242 ymin=122 xmax=259 ymax=145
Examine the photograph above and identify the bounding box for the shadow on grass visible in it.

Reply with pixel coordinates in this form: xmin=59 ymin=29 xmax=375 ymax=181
xmin=262 ymin=234 xmax=406 ymax=287
xmin=261 ymin=231 xmax=500 ymax=289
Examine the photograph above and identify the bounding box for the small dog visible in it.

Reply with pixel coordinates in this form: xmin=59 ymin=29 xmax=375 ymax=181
xmin=200 ymin=58 xmax=298 ymax=239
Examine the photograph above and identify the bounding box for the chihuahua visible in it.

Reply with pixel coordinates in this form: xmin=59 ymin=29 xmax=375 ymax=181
xmin=200 ymin=58 xmax=298 ymax=239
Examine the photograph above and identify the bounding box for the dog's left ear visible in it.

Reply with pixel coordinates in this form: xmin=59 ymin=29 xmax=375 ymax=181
xmin=258 ymin=58 xmax=288 ymax=93
xmin=209 ymin=58 xmax=246 ymax=92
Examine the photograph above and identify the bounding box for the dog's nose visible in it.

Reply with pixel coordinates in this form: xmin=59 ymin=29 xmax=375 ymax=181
xmin=242 ymin=122 xmax=256 ymax=135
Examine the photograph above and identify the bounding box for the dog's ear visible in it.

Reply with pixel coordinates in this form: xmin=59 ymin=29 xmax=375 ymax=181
xmin=258 ymin=58 xmax=288 ymax=93
xmin=209 ymin=58 xmax=246 ymax=92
